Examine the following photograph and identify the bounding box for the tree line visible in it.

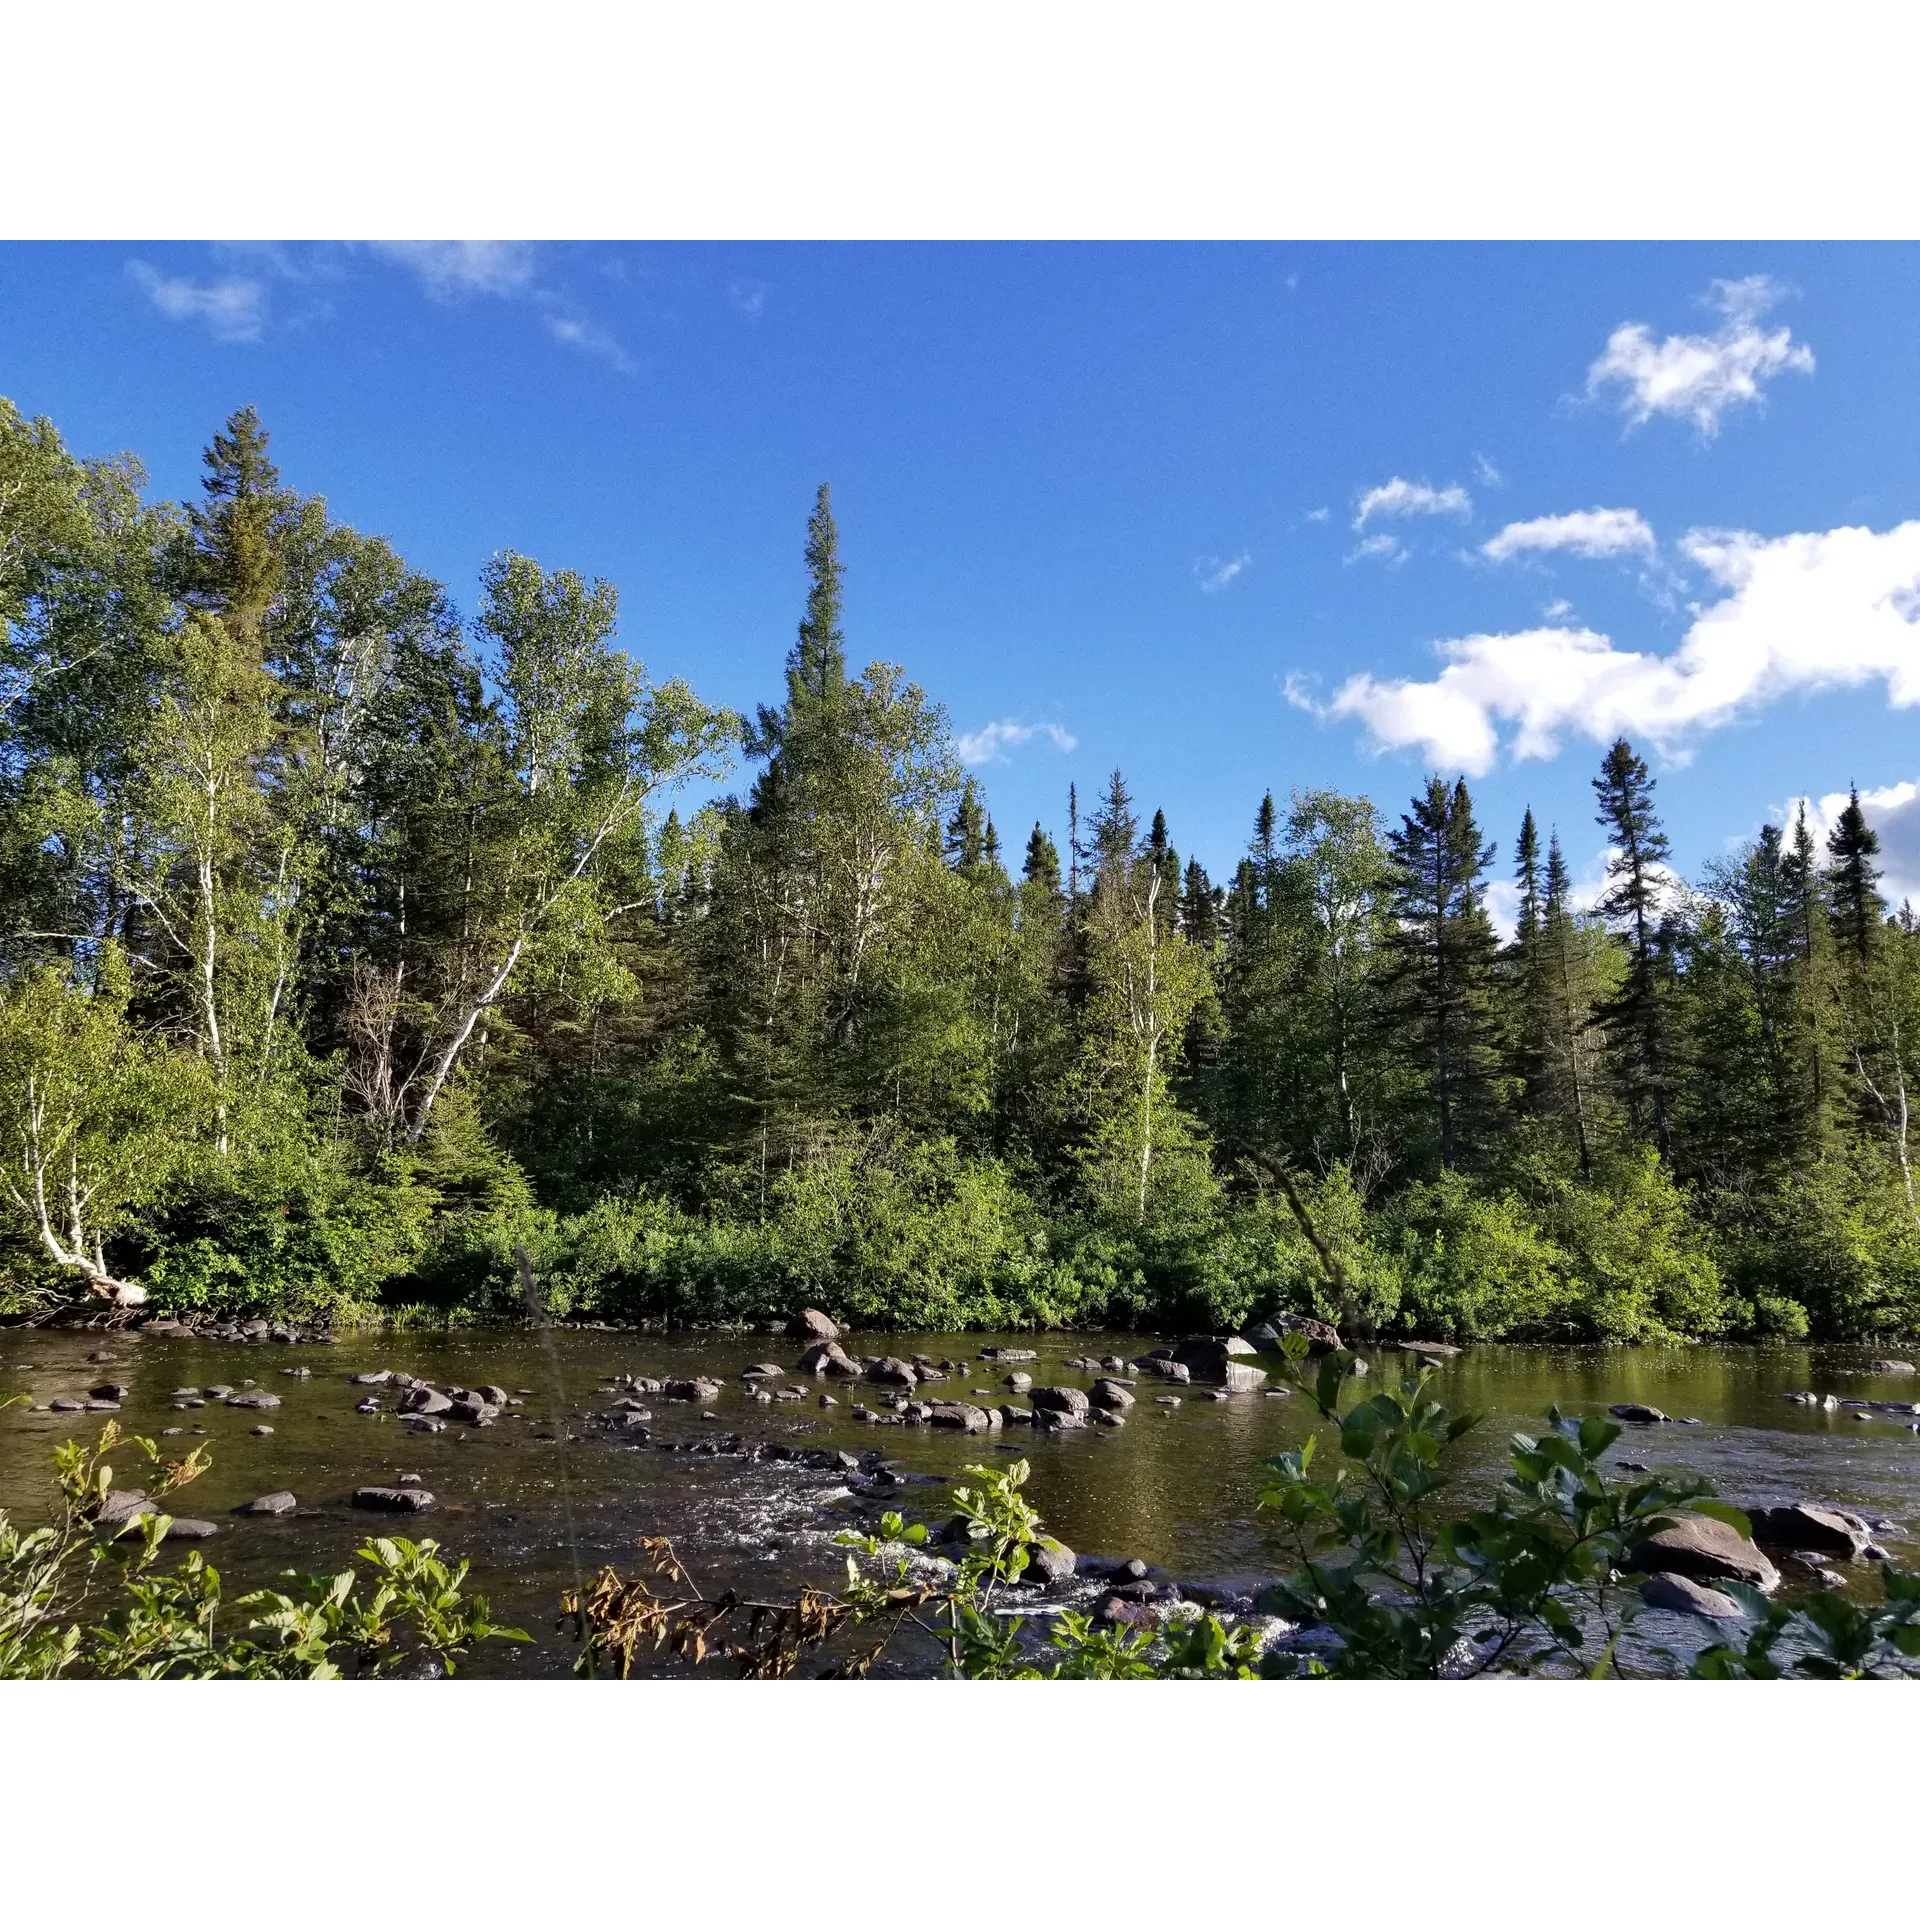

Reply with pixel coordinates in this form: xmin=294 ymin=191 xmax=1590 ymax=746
xmin=4 ymin=396 xmax=1919 ymax=1339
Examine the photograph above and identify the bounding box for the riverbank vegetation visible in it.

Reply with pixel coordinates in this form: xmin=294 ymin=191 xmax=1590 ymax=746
xmin=7 ymin=396 xmax=1920 ymax=1339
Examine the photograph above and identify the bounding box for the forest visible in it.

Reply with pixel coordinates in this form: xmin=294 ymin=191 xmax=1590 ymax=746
xmin=4 ymin=395 xmax=1920 ymax=1344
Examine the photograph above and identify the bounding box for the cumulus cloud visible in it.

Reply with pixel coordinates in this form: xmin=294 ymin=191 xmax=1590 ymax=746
xmin=1587 ymin=276 xmax=1814 ymax=436
xmin=1295 ymin=519 xmax=1920 ymax=776
xmin=1353 ymin=477 xmax=1472 ymax=531
xmin=126 ymin=262 xmax=268 ymax=343
xmin=1482 ymin=507 xmax=1657 ymax=565
xmin=370 ymin=241 xmax=537 ymax=300
xmin=1195 ymin=551 xmax=1251 ymax=593
xmin=956 ymin=719 xmax=1078 ymax=767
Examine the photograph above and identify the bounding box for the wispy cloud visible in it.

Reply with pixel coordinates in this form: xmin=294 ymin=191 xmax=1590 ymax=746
xmin=1482 ymin=507 xmax=1656 ymax=564
xmin=1294 ymin=518 xmax=1920 ymax=776
xmin=957 ymin=719 xmax=1078 ymax=767
xmin=729 ymin=277 xmax=768 ymax=318
xmin=1195 ymin=551 xmax=1251 ymax=593
xmin=370 ymin=241 xmax=537 ymax=300
xmin=542 ymin=310 xmax=634 ymax=372
xmin=126 ymin=262 xmax=268 ymax=343
xmin=1345 ymin=532 xmax=1407 ymax=567
xmin=1587 ymin=275 xmax=1814 ymax=437
xmin=1353 ymin=477 xmax=1471 ymax=532
xmin=1305 ymin=506 xmax=1330 ymax=524
xmin=1473 ymin=453 xmax=1504 ymax=488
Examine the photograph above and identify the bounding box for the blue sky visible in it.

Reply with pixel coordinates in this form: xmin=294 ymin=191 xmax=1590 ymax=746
xmin=7 ymin=240 xmax=1920 ymax=921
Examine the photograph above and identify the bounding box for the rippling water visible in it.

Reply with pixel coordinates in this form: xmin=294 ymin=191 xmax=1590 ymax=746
xmin=4 ymin=1324 xmax=1916 ymax=1675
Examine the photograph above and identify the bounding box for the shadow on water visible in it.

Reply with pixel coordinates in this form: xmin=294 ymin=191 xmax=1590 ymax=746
xmin=3 ymin=1326 xmax=1916 ymax=1674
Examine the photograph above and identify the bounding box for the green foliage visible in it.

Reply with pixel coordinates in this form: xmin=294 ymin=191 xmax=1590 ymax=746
xmin=0 ymin=1423 xmax=526 ymax=1679
xmin=1390 ymin=1171 xmax=1572 ymax=1339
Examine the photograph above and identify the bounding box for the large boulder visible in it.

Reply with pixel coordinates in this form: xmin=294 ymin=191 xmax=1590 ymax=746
xmin=796 ymin=1341 xmax=862 ymax=1379
xmin=162 ymin=1515 xmax=221 ymax=1541
xmin=234 ymin=1491 xmax=297 ymax=1517
xmin=1135 ymin=1357 xmax=1192 ymax=1383
xmin=1171 ymin=1335 xmax=1260 ymax=1381
xmin=1609 ymin=1403 xmax=1669 ymax=1424
xmin=1398 ymin=1339 xmax=1463 ymax=1359
xmin=787 ymin=1308 xmax=839 ymax=1343
xmin=1637 ymin=1571 xmax=1748 ymax=1619
xmin=95 ymin=1487 xmax=158 ymax=1528
xmin=927 ymin=1401 xmax=991 ymax=1434
xmin=1858 ymin=1357 xmax=1918 ymax=1375
xmin=1746 ymin=1503 xmax=1872 ymax=1560
xmin=1030 ymin=1384 xmax=1090 ymax=1417
xmin=1248 ymin=1312 xmax=1345 ymax=1355
xmin=866 ymin=1357 xmax=920 ymax=1389
xmin=226 ymin=1390 xmax=281 ymax=1411
xmin=353 ymin=1485 xmax=436 ymax=1514
xmin=980 ymin=1346 xmax=1037 ymax=1362
xmin=664 ymin=1378 xmax=721 ymax=1402
xmin=1034 ymin=1407 xmax=1086 ymax=1433
xmin=1089 ymin=1379 xmax=1136 ymax=1412
xmin=1627 ymin=1512 xmax=1780 ymax=1593
xmin=1021 ymin=1540 xmax=1078 ymax=1586
xmin=399 ymin=1387 xmax=453 ymax=1416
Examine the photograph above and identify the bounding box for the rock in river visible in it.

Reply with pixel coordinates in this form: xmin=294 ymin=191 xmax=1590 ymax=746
xmin=353 ymin=1486 xmax=436 ymax=1514
xmin=1608 ymin=1403 xmax=1669 ymax=1424
xmin=1746 ymin=1503 xmax=1872 ymax=1560
xmin=866 ymin=1356 xmax=921 ymax=1389
xmin=1637 ymin=1571 xmax=1748 ymax=1620
xmin=399 ymin=1387 xmax=453 ymax=1416
xmin=664 ymin=1378 xmax=722 ymax=1401
xmin=1626 ymin=1511 xmax=1780 ymax=1593
xmin=235 ymin=1491 xmax=298 ymax=1517
xmin=95 ymin=1487 xmax=159 ymax=1527
xmin=1248 ymin=1312 xmax=1345 ymax=1355
xmin=1090 ymin=1379 xmax=1136 ymax=1411
xmin=787 ymin=1307 xmax=840 ymax=1342
xmin=1022 ymin=1540 xmax=1078 ymax=1586
xmin=1030 ymin=1384 xmax=1090 ymax=1417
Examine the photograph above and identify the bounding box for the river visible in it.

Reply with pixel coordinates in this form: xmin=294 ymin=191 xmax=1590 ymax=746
xmin=4 ymin=1324 xmax=1915 ymax=1675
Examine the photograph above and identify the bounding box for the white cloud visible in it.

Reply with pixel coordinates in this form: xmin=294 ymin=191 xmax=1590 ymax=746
xmin=1473 ymin=453 xmax=1504 ymax=488
xmin=1305 ymin=506 xmax=1330 ymax=523
xmin=1482 ymin=507 xmax=1656 ymax=564
xmin=1586 ymin=275 xmax=1814 ymax=436
xmin=1541 ymin=598 xmax=1576 ymax=622
xmin=1780 ymin=779 xmax=1920 ymax=911
xmin=1345 ymin=532 xmax=1406 ymax=567
xmin=1298 ymin=519 xmax=1920 ymax=776
xmin=542 ymin=310 xmax=634 ymax=372
xmin=126 ymin=262 xmax=267 ymax=343
xmin=1195 ymin=551 xmax=1251 ymax=593
xmin=957 ymin=719 xmax=1078 ymax=767
xmin=1353 ymin=477 xmax=1472 ymax=531
xmin=729 ymin=277 xmax=768 ymax=317
xmin=371 ymin=241 xmax=537 ymax=300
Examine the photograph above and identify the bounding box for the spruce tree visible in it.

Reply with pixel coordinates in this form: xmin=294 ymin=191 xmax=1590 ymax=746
xmin=1539 ymin=830 xmax=1597 ymax=1174
xmin=1022 ymin=822 xmax=1063 ymax=897
xmin=1826 ymin=785 xmax=1885 ymax=969
xmin=1592 ymin=736 xmax=1673 ymax=1156
xmin=1387 ymin=774 xmax=1500 ymax=1171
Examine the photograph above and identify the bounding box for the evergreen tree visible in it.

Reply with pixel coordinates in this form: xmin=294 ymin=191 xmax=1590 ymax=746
xmin=1592 ymin=737 xmax=1674 ymax=1156
xmin=1387 ymin=775 xmax=1500 ymax=1171
xmin=1538 ymin=830 xmax=1600 ymax=1174
xmin=1021 ymin=822 xmax=1062 ymax=897
xmin=1827 ymin=785 xmax=1885 ymax=970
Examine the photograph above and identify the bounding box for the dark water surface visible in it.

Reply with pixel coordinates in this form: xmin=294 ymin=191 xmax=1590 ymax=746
xmin=5 ymin=1326 xmax=1918 ymax=1675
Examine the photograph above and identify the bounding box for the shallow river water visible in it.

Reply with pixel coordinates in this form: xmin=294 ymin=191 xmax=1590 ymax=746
xmin=4 ymin=1325 xmax=1917 ymax=1675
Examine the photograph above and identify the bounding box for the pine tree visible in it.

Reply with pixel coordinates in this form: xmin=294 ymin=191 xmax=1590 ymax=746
xmin=945 ymin=780 xmax=988 ymax=877
xmin=1592 ymin=737 xmax=1674 ymax=1156
xmin=1783 ymin=801 xmax=1841 ymax=1158
xmin=1179 ymin=857 xmax=1218 ymax=948
xmin=1387 ymin=774 xmax=1500 ymax=1171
